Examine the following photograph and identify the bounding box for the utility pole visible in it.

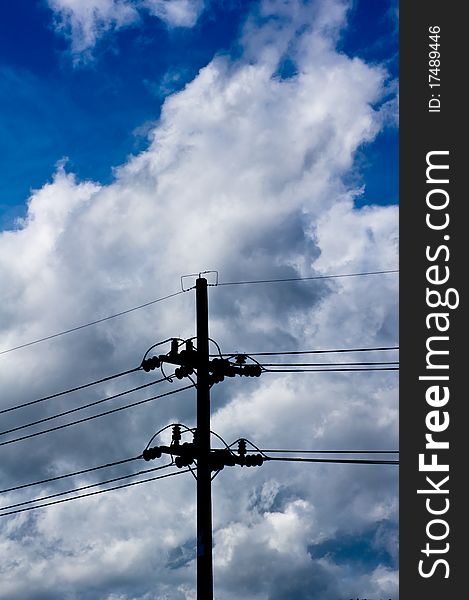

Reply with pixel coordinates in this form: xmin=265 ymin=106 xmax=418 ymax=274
xmin=138 ymin=280 xmax=397 ymax=598
xmin=141 ymin=275 xmax=263 ymax=598
xmin=195 ymin=277 xmax=213 ymax=600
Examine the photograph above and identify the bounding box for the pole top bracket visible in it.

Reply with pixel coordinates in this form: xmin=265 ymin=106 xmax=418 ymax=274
xmin=180 ymin=271 xmax=219 ymax=291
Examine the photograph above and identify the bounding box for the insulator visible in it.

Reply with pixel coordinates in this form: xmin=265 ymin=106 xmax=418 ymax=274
xmin=238 ymin=439 xmax=247 ymax=456
xmin=210 ymin=450 xmax=236 ymax=469
xmin=209 ymin=457 xmax=222 ymax=471
xmin=186 ymin=340 xmax=194 ymax=352
xmin=209 ymin=372 xmax=224 ymax=385
xmin=210 ymin=460 xmax=224 ymax=472
xmin=175 ymin=364 xmax=195 ymax=379
xmin=172 ymin=425 xmax=182 ymax=443
xmin=225 ymin=365 xmax=237 ymax=377
xmin=142 ymin=356 xmax=160 ymax=372
xmin=252 ymin=365 xmax=262 ymax=377
xmin=252 ymin=454 xmax=264 ymax=466
xmin=175 ymin=455 xmax=193 ymax=468
xmin=224 ymin=453 xmax=236 ymax=467
xmin=241 ymin=453 xmax=263 ymax=467
xmin=243 ymin=364 xmax=262 ymax=377
xmin=143 ymin=446 xmax=162 ymax=461
xmin=170 ymin=338 xmax=179 ymax=356
xmin=209 ymin=358 xmax=222 ymax=372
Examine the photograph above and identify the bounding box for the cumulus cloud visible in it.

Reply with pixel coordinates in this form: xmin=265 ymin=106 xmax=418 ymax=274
xmin=143 ymin=0 xmax=205 ymax=28
xmin=47 ymin=0 xmax=206 ymax=57
xmin=47 ymin=0 xmax=140 ymax=56
xmin=0 ymin=0 xmax=398 ymax=598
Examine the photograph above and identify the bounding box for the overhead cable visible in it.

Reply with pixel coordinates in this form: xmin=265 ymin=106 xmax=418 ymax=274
xmin=258 ymin=361 xmax=399 ymax=367
xmin=0 ymin=376 xmax=168 ymax=437
xmin=0 ymin=366 xmax=142 ymax=415
xmin=251 ymin=449 xmax=399 ymax=454
xmin=1 ymin=271 xmax=398 ymax=357
xmin=213 ymin=346 xmax=399 ymax=357
xmin=0 ymin=290 xmax=186 ymax=356
xmin=265 ymin=456 xmax=399 ymax=465
xmin=217 ymin=269 xmax=398 ymax=286
xmin=0 ymin=468 xmax=192 ymax=517
xmin=0 ymin=455 xmax=142 ymax=495
xmin=262 ymin=367 xmax=399 ymax=373
xmin=0 ymin=385 xmax=194 ymax=448
xmin=0 ymin=463 xmax=173 ymax=512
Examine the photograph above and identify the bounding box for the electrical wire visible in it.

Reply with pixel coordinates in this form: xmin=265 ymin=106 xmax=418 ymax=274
xmin=144 ymin=423 xmax=197 ymax=451
xmin=0 ymin=468 xmax=192 ymax=517
xmin=141 ymin=338 xmax=186 ymax=362
xmin=208 ymin=338 xmax=223 ymax=358
xmin=1 ymin=270 xmax=398 ymax=358
xmin=210 ymin=431 xmax=234 ymax=453
xmin=1 ymin=269 xmax=398 ymax=358
xmin=265 ymin=456 xmax=399 ymax=465
xmin=249 ymin=449 xmax=399 ymax=454
xmin=217 ymin=269 xmax=398 ymax=286
xmin=0 ymin=366 xmax=143 ymax=415
xmin=0 ymin=376 xmax=169 ymax=437
xmin=0 ymin=463 xmax=174 ymax=512
xmin=265 ymin=366 xmax=399 ymax=372
xmin=1 ymin=336 xmax=177 ymax=416
xmin=0 ymin=290 xmax=187 ymax=356
xmin=0 ymin=446 xmax=400 ymax=497
xmin=145 ymin=423 xmax=182 ymax=450
xmin=259 ymin=361 xmax=399 ymax=367
xmin=0 ymin=455 xmax=142 ymax=495
xmin=213 ymin=346 xmax=399 ymax=357
xmin=0 ymin=385 xmax=194 ymax=448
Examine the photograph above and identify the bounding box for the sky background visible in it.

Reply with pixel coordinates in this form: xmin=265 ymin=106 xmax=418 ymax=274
xmin=0 ymin=1 xmax=399 ymax=598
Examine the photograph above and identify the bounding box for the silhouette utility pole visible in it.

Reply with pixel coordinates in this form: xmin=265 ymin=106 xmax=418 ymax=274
xmin=141 ymin=276 xmax=264 ymax=598
xmin=195 ymin=276 xmax=214 ymax=599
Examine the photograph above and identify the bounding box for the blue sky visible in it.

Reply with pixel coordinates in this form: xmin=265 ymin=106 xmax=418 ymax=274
xmin=0 ymin=0 xmax=397 ymax=229
xmin=0 ymin=2 xmax=399 ymax=599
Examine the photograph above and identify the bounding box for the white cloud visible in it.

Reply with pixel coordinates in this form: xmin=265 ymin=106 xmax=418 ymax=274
xmin=47 ymin=0 xmax=206 ymax=58
xmin=48 ymin=0 xmax=140 ymax=56
xmin=143 ymin=0 xmax=205 ymax=27
xmin=0 ymin=1 xmax=398 ymax=598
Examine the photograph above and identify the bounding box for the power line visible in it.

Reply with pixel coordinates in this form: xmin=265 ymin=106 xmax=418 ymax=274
xmin=0 ymin=455 xmax=142 ymax=495
xmin=0 ymin=447 xmax=400 ymax=497
xmin=214 ymin=346 xmax=399 ymax=357
xmin=259 ymin=361 xmax=399 ymax=367
xmin=0 ymin=468 xmax=191 ymax=517
xmin=0 ymin=385 xmax=194 ymax=448
xmin=265 ymin=456 xmax=399 ymax=465
xmin=262 ymin=367 xmax=399 ymax=373
xmin=1 ymin=449 xmax=400 ymax=512
xmin=0 ymin=290 xmax=186 ymax=356
xmin=247 ymin=449 xmax=399 ymax=454
xmin=0 ymin=272 xmax=398 ymax=358
xmin=0 ymin=463 xmax=173 ymax=512
xmin=217 ymin=269 xmax=398 ymax=286
xmin=0 ymin=366 xmax=142 ymax=415
xmin=0 ymin=376 xmax=168 ymax=437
